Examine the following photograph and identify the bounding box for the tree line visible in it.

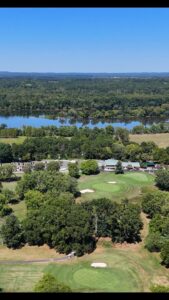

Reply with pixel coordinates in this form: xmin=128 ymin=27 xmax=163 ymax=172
xmin=0 ymin=126 xmax=169 ymax=163
xmin=142 ymin=169 xmax=169 ymax=267
xmin=0 ymin=77 xmax=169 ymax=119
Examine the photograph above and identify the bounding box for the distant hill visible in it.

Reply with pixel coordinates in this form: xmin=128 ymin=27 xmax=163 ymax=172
xmin=1 ymin=71 xmax=169 ymax=79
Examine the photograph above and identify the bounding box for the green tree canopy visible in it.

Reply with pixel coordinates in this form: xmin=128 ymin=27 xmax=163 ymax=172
xmin=46 ymin=161 xmax=60 ymax=172
xmin=80 ymin=160 xmax=99 ymax=175
xmin=155 ymin=169 xmax=169 ymax=191
xmin=68 ymin=162 xmax=80 ymax=178
xmin=1 ymin=215 xmax=24 ymax=248
xmin=115 ymin=160 xmax=124 ymax=174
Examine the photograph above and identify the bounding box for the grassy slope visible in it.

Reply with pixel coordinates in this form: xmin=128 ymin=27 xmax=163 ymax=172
xmin=78 ymin=172 xmax=154 ymax=203
xmin=130 ymin=133 xmax=169 ymax=148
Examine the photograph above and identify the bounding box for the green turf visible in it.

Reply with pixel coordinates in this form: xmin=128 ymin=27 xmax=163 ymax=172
xmin=78 ymin=172 xmax=154 ymax=202
xmin=0 ymin=243 xmax=168 ymax=292
xmin=44 ymin=246 xmax=169 ymax=292
xmin=0 ymin=264 xmax=44 ymax=292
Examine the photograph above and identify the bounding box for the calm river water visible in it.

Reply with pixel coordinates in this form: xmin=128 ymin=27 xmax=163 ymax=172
xmin=0 ymin=115 xmax=167 ymax=130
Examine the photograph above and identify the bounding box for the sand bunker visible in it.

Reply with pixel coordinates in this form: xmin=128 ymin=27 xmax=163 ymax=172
xmin=91 ymin=262 xmax=107 ymax=268
xmin=108 ymin=181 xmax=117 ymax=184
xmin=80 ymin=189 xmax=94 ymax=194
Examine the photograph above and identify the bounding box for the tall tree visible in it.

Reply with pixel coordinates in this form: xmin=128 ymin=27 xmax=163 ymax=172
xmin=1 ymin=215 xmax=24 ymax=248
xmin=115 ymin=161 xmax=124 ymax=174
xmin=68 ymin=162 xmax=80 ymax=178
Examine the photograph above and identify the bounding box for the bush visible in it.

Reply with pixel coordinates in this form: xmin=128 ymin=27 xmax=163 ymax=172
xmin=160 ymin=240 xmax=169 ymax=267
xmin=46 ymin=161 xmax=60 ymax=172
xmin=145 ymin=232 xmax=163 ymax=252
xmin=150 ymin=285 xmax=169 ymax=292
xmin=34 ymin=273 xmax=72 ymax=293
xmin=155 ymin=169 xmax=169 ymax=191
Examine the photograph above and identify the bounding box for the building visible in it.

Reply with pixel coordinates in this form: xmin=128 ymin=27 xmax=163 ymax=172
xmin=100 ymin=159 xmax=140 ymax=172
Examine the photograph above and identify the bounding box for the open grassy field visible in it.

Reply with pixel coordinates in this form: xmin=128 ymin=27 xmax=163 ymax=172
xmin=130 ymin=133 xmax=169 ymax=148
xmin=0 ymin=136 xmax=26 ymax=145
xmin=78 ymin=172 xmax=155 ymax=203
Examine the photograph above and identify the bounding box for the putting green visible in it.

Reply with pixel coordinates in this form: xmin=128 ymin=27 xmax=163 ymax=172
xmin=73 ymin=267 xmax=139 ymax=291
xmin=92 ymin=182 xmax=121 ymax=193
xmin=124 ymin=172 xmax=149 ymax=182
xmin=78 ymin=172 xmax=154 ymax=202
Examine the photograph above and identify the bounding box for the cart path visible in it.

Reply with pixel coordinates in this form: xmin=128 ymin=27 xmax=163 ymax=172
xmin=0 ymin=254 xmax=75 ymax=264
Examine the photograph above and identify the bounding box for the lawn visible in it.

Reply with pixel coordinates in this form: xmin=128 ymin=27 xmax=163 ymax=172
xmin=0 ymin=242 xmax=168 ymax=292
xmin=0 ymin=136 xmax=26 ymax=145
xmin=130 ymin=133 xmax=169 ymax=148
xmin=78 ymin=172 xmax=154 ymax=203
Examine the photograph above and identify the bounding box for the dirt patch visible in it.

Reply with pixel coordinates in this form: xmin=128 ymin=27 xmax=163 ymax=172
xmin=112 ymin=242 xmax=140 ymax=251
xmin=80 ymin=189 xmax=94 ymax=193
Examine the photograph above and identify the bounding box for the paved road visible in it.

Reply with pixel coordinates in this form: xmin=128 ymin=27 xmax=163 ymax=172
xmin=0 ymin=255 xmax=74 ymax=264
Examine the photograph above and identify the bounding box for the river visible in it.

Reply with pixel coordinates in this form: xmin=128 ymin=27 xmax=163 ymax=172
xmin=0 ymin=115 xmax=167 ymax=129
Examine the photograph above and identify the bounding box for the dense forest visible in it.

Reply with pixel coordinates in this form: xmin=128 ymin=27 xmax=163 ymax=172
xmin=0 ymin=77 xmax=169 ymax=119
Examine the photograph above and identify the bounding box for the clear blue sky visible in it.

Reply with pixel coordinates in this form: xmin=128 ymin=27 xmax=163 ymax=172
xmin=0 ymin=8 xmax=169 ymax=72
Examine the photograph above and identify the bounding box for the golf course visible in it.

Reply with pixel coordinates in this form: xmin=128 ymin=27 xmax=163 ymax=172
xmin=0 ymin=171 xmax=168 ymax=292
xmin=0 ymin=233 xmax=169 ymax=292
xmin=78 ymin=171 xmax=155 ymax=202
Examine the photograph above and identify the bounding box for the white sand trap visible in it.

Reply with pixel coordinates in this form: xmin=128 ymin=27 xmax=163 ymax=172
xmin=91 ymin=262 xmax=107 ymax=268
xmin=108 ymin=181 xmax=117 ymax=184
xmin=80 ymin=189 xmax=94 ymax=194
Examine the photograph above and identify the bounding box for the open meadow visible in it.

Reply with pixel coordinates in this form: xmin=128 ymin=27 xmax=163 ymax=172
xmin=130 ymin=133 xmax=169 ymax=148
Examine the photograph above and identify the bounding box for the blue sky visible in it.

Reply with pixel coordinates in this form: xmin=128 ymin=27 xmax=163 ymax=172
xmin=0 ymin=8 xmax=169 ymax=72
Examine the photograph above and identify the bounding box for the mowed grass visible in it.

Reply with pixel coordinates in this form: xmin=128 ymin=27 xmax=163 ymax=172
xmin=44 ymin=241 xmax=169 ymax=292
xmin=0 ymin=264 xmax=44 ymax=292
xmin=130 ymin=133 xmax=169 ymax=148
xmin=0 ymin=214 xmax=169 ymax=292
xmin=0 ymin=136 xmax=26 ymax=145
xmin=78 ymin=172 xmax=154 ymax=202
xmin=1 ymin=244 xmax=168 ymax=292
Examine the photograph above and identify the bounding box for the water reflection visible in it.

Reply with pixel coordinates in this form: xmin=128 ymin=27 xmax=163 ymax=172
xmin=0 ymin=114 xmax=168 ymax=129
